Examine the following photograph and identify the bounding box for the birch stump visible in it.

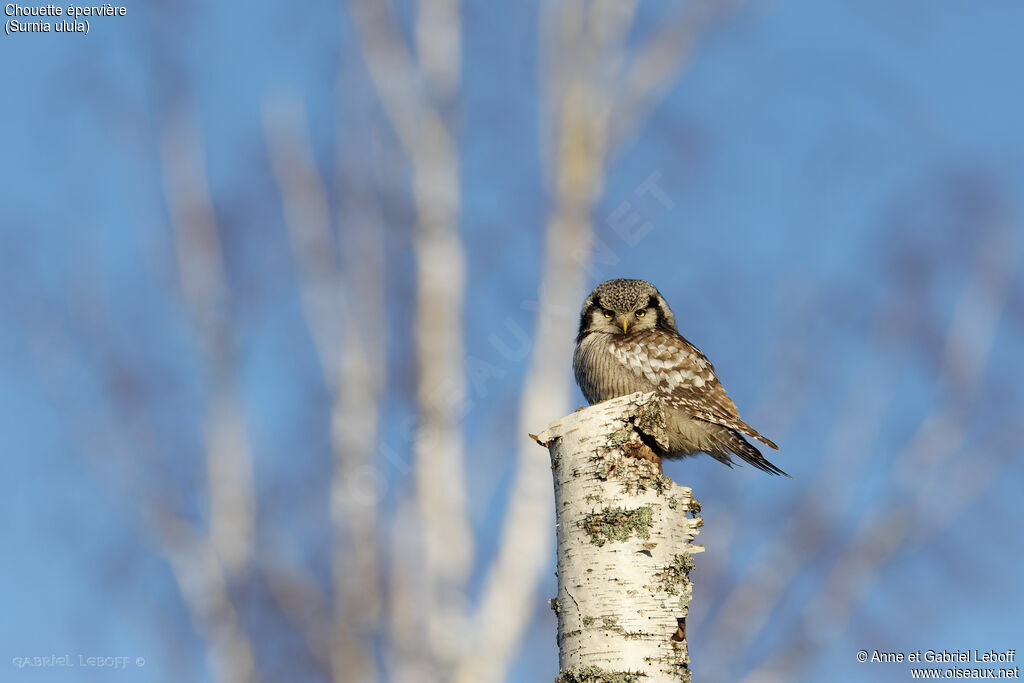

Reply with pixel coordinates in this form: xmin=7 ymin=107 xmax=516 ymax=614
xmin=534 ymin=392 xmax=704 ymax=683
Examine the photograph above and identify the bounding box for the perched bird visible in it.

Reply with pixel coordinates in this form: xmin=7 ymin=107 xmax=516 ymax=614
xmin=573 ymin=278 xmax=788 ymax=476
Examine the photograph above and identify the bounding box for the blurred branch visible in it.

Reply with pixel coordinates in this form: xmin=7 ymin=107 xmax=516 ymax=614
xmin=33 ymin=315 xmax=259 ymax=683
xmin=608 ymin=0 xmax=739 ymax=153
xmin=348 ymin=0 xmax=450 ymax=157
xmin=387 ymin=499 xmax=435 ymax=683
xmin=455 ymin=16 xmax=608 ymax=683
xmin=259 ymin=552 xmax=332 ymax=669
xmin=753 ymin=225 xmax=1017 ymax=682
xmin=416 ymin=0 xmax=461 ymax=101
xmin=456 ymin=87 xmax=604 ymax=683
xmin=152 ymin=509 xmax=259 ymax=683
xmin=161 ymin=111 xmax=257 ymax=579
xmin=709 ymin=223 xmax=1017 ymax=682
xmin=262 ymin=98 xmax=343 ymax=380
xmin=348 ymin=0 xmax=473 ymax=673
xmin=158 ymin=111 xmax=260 ymax=683
xmin=699 ymin=359 xmax=895 ymax=677
xmin=742 ymin=416 xmax=1019 ymax=683
xmin=688 ymin=282 xmax=821 ymax=625
xmin=161 ymin=110 xmax=256 ymax=581
xmin=263 ymin=94 xmax=386 ymax=683
xmin=539 ymin=0 xmax=632 ymax=181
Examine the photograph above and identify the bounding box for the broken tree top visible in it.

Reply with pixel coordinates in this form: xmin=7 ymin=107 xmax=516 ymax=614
xmin=536 ymin=392 xmax=704 ymax=682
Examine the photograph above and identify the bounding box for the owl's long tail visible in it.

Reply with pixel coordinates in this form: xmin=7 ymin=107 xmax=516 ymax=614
xmin=715 ymin=429 xmax=790 ymax=477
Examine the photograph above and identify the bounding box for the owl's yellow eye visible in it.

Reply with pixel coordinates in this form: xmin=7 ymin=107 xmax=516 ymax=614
xmin=635 ymin=310 xmax=646 ymax=318
xmin=603 ymin=311 xmax=613 ymax=319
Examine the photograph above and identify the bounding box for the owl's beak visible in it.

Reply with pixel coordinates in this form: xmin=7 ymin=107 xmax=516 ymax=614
xmin=621 ymin=318 xmax=629 ymax=334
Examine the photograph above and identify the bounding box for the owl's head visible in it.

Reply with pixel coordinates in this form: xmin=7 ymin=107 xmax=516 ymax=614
xmin=577 ymin=279 xmax=677 ymax=340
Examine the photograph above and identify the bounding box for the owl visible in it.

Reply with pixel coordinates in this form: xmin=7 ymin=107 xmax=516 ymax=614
xmin=573 ymin=278 xmax=788 ymax=476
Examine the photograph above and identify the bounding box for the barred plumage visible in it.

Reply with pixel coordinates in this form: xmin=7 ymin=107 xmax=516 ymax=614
xmin=573 ymin=278 xmax=788 ymax=476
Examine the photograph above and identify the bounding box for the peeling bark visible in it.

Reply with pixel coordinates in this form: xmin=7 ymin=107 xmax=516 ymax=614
xmin=536 ymin=392 xmax=704 ymax=682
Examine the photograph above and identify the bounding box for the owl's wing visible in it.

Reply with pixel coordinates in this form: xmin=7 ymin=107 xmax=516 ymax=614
xmin=618 ymin=331 xmax=779 ymax=450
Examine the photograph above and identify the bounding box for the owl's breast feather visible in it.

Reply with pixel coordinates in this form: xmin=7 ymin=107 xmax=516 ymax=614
xmin=573 ymin=333 xmax=658 ymax=404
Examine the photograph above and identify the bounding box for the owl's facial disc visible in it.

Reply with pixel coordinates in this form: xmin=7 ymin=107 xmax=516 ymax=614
xmin=613 ymin=308 xmax=653 ymax=334
xmin=624 ymin=306 xmax=654 ymax=333
xmin=576 ymin=280 xmax=678 ymax=342
xmin=582 ymin=293 xmax=661 ymax=337
xmin=589 ymin=306 xmax=623 ymax=334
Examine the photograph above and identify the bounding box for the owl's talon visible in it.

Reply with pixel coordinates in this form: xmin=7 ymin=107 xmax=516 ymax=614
xmin=622 ymin=440 xmax=663 ymax=473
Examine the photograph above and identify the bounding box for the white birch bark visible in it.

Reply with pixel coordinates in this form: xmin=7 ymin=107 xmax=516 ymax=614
xmin=534 ymin=392 xmax=704 ymax=683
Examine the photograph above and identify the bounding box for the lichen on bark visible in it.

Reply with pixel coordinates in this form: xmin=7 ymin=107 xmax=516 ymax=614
xmin=554 ymin=666 xmax=649 ymax=683
xmin=584 ymin=506 xmax=654 ymax=547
